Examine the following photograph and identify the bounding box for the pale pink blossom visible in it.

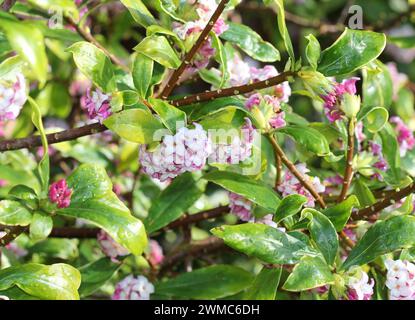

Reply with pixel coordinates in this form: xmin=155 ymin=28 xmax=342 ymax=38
xmin=139 ymin=124 xmax=211 ymax=182
xmin=49 ymin=179 xmax=72 ymax=209
xmin=390 ymin=116 xmax=415 ymax=156
xmin=245 ymin=93 xmax=287 ymax=129
xmin=387 ymin=62 xmax=408 ymax=101
xmin=97 ymin=230 xmax=129 ymax=261
xmin=209 ymin=118 xmax=255 ymax=164
xmin=147 ymin=240 xmax=164 ymax=267
xmin=278 ymin=164 xmax=325 ymax=207
xmin=346 ymin=269 xmax=374 ymax=300
xmin=229 ymin=192 xmax=252 ymax=221
xmin=80 ymin=88 xmax=112 ymax=123
xmin=0 ymin=73 xmax=27 ymax=121
xmin=385 ymin=259 xmax=415 ymax=300
xmin=112 ymin=275 xmax=154 ymax=300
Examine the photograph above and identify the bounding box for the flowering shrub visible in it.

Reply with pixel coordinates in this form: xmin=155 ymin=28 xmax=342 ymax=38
xmin=1 ymin=0 xmax=415 ymax=301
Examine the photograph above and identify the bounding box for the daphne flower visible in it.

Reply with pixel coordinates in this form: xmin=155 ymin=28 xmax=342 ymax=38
xmin=390 ymin=116 xmax=415 ymax=156
xmin=209 ymin=118 xmax=255 ymax=164
xmin=321 ymin=77 xmax=359 ymax=123
xmin=112 ymin=275 xmax=154 ymax=300
xmin=355 ymin=121 xmax=366 ymax=149
xmin=0 ymin=179 xmax=8 ymax=187
xmin=278 ymin=164 xmax=325 ymax=207
xmin=80 ymin=88 xmax=112 ymax=123
xmin=139 ymin=123 xmax=211 ymax=182
xmin=97 ymin=230 xmax=129 ymax=262
xmin=346 ymin=268 xmax=374 ymax=300
xmin=0 ymin=73 xmax=27 ymax=121
xmin=323 ymin=174 xmax=343 ymax=195
xmin=229 ymin=192 xmax=253 ymax=221
xmin=385 ymin=259 xmax=415 ymax=300
xmin=245 ymin=93 xmax=287 ymax=129
xmin=49 ymin=179 xmax=72 ymax=209
xmin=147 ymin=240 xmax=164 ymax=267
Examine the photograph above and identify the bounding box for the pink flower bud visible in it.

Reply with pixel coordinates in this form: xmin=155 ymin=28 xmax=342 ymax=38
xmin=112 ymin=275 xmax=154 ymax=300
xmin=80 ymin=88 xmax=112 ymax=123
xmin=229 ymin=192 xmax=253 ymax=221
xmin=390 ymin=116 xmax=415 ymax=156
xmin=147 ymin=240 xmax=164 ymax=267
xmin=49 ymin=179 xmax=72 ymax=209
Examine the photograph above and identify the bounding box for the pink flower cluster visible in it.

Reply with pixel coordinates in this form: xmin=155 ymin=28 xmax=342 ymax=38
xmin=112 ymin=275 xmax=154 ymax=300
xmin=49 ymin=179 xmax=72 ymax=209
xmin=390 ymin=116 xmax=415 ymax=156
xmin=209 ymin=118 xmax=255 ymax=164
xmin=321 ymin=77 xmax=359 ymax=123
xmin=385 ymin=259 xmax=415 ymax=300
xmin=139 ymin=123 xmax=212 ymax=182
xmin=245 ymin=93 xmax=287 ymax=129
xmin=369 ymin=141 xmax=388 ymax=180
xmin=80 ymin=88 xmax=112 ymax=123
xmin=0 ymin=73 xmax=27 ymax=121
xmin=323 ymin=174 xmax=343 ymax=195
xmin=97 ymin=230 xmax=129 ymax=262
xmin=278 ymin=163 xmax=325 ymax=207
xmin=147 ymin=240 xmax=164 ymax=267
xmin=346 ymin=269 xmax=374 ymax=300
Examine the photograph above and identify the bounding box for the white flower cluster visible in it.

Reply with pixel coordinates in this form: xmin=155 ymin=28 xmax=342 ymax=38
xmin=385 ymin=259 xmax=415 ymax=300
xmin=112 ymin=275 xmax=154 ymax=300
xmin=140 ymin=122 xmax=255 ymax=182
xmin=0 ymin=73 xmax=27 ymax=121
xmin=346 ymin=268 xmax=374 ymax=300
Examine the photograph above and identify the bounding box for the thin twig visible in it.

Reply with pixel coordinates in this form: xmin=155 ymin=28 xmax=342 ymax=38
xmin=266 ymin=133 xmax=326 ymax=208
xmin=338 ymin=119 xmax=355 ymax=203
xmin=0 ymin=226 xmax=27 ymax=247
xmin=352 ymin=183 xmax=415 ymax=220
xmin=159 ymin=0 xmax=230 ymax=99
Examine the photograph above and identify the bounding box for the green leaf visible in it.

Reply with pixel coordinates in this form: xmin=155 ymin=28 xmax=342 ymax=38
xmin=301 ymin=208 xmax=338 ymax=265
xmin=211 ymin=32 xmax=228 ymax=88
xmin=132 ymin=53 xmax=154 ymax=99
xmin=120 ymin=0 xmax=156 ymax=27
xmin=29 ymin=239 xmax=79 ymax=260
xmin=79 ymin=258 xmax=121 ymax=298
xmin=148 ymin=98 xmax=187 ymax=134
xmin=134 ymin=35 xmax=181 ymax=69
xmin=0 ymin=55 xmax=25 ymax=79
xmin=220 ymin=22 xmax=280 ymax=62
xmin=361 ymin=60 xmax=393 ymax=109
xmin=67 ymin=41 xmax=115 ymax=92
xmin=318 ymin=28 xmax=386 ymax=76
xmin=152 ymin=0 xmax=185 ymax=23
xmin=188 ymin=97 xmax=245 ymax=121
xmin=379 ymin=123 xmax=401 ymax=183
xmin=28 ymin=0 xmax=79 ymax=21
xmin=323 ymin=195 xmax=359 ymax=231
xmin=204 ymin=171 xmax=280 ymax=211
xmin=211 ymin=223 xmax=317 ymax=264
xmin=146 ymin=25 xmax=185 ymax=52
xmin=145 ymin=173 xmax=204 ymax=233
xmin=104 ymin=109 xmax=165 ymax=144
xmin=29 ymin=97 xmax=49 ymax=193
xmin=305 ymin=34 xmax=321 ymax=70
xmin=282 ymin=256 xmax=335 ymax=291
xmin=263 ymin=0 xmax=295 ymax=62
xmin=199 ymin=106 xmax=247 ymax=131
xmin=342 ymin=215 xmax=415 ymax=270
xmin=29 ymin=211 xmax=53 ymax=241
xmin=279 ymin=125 xmax=330 ymax=156
xmin=0 ymin=200 xmax=32 ymax=226
xmin=244 ymin=267 xmax=282 ymax=300
xmin=274 ymin=194 xmax=307 ymax=223
xmin=58 ymin=164 xmax=147 ymax=256
xmin=0 ymin=20 xmax=48 ymax=86
xmin=353 ymin=178 xmax=376 ymax=208
xmin=155 ymin=265 xmax=253 ymax=299
xmin=361 ymin=107 xmax=389 ymax=133
xmin=0 ymin=263 xmax=81 ymax=300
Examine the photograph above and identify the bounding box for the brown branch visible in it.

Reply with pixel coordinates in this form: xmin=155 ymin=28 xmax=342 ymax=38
xmin=0 ymin=226 xmax=27 ymax=247
xmin=159 ymin=237 xmax=225 ymax=274
xmin=159 ymin=0 xmax=230 ymax=99
xmin=162 ymin=205 xmax=229 ymax=231
xmin=266 ymin=133 xmax=326 ymax=208
xmin=338 ymin=119 xmax=355 ymax=203
xmin=171 ymin=71 xmax=295 ymax=106
xmin=352 ymin=183 xmax=415 ymax=220
xmin=49 ymin=227 xmax=100 ymax=238
xmin=0 ymin=122 xmax=106 ymax=152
